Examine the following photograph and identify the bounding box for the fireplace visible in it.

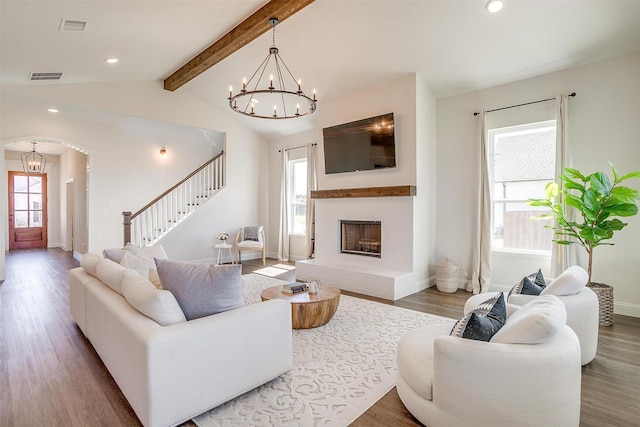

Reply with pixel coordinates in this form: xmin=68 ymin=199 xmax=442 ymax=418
xmin=340 ymin=220 xmax=381 ymax=257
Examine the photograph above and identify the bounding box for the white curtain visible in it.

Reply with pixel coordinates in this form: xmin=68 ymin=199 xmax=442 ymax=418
xmin=550 ymin=93 xmax=573 ymax=277
xmin=469 ymin=111 xmax=491 ymax=294
xmin=277 ymin=149 xmax=290 ymax=261
xmin=305 ymin=143 xmax=317 ymax=258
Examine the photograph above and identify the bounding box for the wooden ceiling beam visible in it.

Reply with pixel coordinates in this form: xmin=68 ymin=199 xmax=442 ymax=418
xmin=163 ymin=0 xmax=315 ymax=92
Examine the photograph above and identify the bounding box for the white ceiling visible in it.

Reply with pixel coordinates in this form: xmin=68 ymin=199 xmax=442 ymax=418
xmin=2 ymin=0 xmax=640 ymax=139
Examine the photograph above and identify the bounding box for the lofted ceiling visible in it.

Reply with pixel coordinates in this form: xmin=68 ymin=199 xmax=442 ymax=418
xmin=2 ymin=0 xmax=640 ymax=140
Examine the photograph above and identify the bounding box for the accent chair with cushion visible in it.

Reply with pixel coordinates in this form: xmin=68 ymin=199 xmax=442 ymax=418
xmin=464 ymin=265 xmax=598 ymax=365
xmin=236 ymin=226 xmax=265 ymax=265
xmin=397 ymin=295 xmax=582 ymax=427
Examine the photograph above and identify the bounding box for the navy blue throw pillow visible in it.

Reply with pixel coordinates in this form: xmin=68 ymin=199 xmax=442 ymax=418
xmin=450 ymin=293 xmax=506 ymax=341
xmin=509 ymin=268 xmax=546 ymax=297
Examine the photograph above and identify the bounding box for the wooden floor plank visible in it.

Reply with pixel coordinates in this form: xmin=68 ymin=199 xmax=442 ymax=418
xmin=1 ymin=249 xmax=638 ymax=426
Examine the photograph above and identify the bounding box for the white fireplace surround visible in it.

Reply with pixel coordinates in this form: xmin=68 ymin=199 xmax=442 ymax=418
xmin=296 ymin=190 xmax=426 ymax=300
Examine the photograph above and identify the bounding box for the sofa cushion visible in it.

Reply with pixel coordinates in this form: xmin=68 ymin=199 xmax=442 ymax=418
xmin=450 ymin=293 xmax=506 ymax=341
xmin=155 ymin=259 xmax=244 ymax=320
xmin=80 ymin=252 xmax=102 ymax=277
xmin=95 ymin=258 xmax=128 ymax=295
xmin=540 ymin=265 xmax=588 ymax=296
xmin=509 ymin=268 xmax=546 ymax=297
xmin=121 ymin=270 xmax=186 ymax=326
xmin=491 ymin=295 xmax=567 ymax=344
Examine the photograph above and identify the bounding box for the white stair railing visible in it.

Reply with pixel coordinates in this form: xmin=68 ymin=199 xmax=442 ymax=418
xmin=123 ymin=152 xmax=225 ymax=246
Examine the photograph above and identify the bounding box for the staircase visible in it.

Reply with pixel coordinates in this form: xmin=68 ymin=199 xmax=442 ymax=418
xmin=122 ymin=151 xmax=225 ymax=246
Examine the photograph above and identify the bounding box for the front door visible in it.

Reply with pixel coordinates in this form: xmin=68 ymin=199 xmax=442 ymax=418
xmin=8 ymin=171 xmax=48 ymax=249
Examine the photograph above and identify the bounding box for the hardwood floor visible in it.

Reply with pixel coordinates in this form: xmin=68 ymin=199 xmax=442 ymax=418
xmin=1 ymin=249 xmax=639 ymax=426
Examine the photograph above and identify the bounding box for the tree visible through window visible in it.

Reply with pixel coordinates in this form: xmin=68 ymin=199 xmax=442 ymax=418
xmin=489 ymin=120 xmax=556 ymax=252
xmin=289 ymin=159 xmax=307 ymax=235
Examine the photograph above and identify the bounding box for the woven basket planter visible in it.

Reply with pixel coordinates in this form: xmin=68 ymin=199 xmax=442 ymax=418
xmin=588 ymin=282 xmax=614 ymax=326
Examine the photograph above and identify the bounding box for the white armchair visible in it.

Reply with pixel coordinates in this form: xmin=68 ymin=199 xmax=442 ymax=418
xmin=464 ymin=266 xmax=598 ymax=365
xmin=397 ymin=296 xmax=582 ymax=427
xmin=235 ymin=226 xmax=265 ymax=265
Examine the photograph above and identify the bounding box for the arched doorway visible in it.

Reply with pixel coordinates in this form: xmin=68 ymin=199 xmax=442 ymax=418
xmin=1 ymin=137 xmax=90 ymax=278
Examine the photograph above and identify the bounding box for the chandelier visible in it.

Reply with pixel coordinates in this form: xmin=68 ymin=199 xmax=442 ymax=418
xmin=21 ymin=142 xmax=47 ymax=174
xmin=228 ymin=18 xmax=317 ymax=119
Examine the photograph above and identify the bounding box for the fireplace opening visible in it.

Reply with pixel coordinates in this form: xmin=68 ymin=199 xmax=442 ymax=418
xmin=340 ymin=220 xmax=381 ymax=257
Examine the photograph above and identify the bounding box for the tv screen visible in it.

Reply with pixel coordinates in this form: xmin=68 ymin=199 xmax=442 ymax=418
xmin=323 ymin=112 xmax=396 ymax=174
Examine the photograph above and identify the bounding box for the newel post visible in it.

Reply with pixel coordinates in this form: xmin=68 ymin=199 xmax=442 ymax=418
xmin=122 ymin=211 xmax=132 ymax=245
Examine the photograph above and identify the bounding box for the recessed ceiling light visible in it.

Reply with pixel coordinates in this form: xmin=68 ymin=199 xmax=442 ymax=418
xmin=486 ymin=0 xmax=503 ymax=13
xmin=105 ymin=58 xmax=119 ymax=64
xmin=47 ymin=108 xmax=59 ymax=113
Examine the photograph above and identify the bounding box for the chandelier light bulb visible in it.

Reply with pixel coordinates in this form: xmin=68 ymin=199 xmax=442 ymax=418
xmin=486 ymin=0 xmax=503 ymax=13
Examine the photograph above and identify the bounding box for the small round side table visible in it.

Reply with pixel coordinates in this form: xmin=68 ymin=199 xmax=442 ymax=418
xmin=215 ymin=243 xmax=235 ymax=265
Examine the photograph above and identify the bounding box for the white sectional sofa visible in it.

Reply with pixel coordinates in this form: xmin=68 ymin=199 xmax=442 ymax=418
xmin=69 ymin=253 xmax=293 ymax=427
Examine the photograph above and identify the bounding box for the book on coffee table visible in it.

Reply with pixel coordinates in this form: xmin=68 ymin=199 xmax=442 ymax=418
xmin=282 ymin=282 xmax=307 ymax=294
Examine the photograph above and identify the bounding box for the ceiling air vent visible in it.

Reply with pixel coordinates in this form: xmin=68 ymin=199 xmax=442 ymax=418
xmin=59 ymin=19 xmax=87 ymax=31
xmin=30 ymin=72 xmax=63 ymax=81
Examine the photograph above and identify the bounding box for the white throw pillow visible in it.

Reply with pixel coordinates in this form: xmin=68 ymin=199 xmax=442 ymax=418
xmin=121 ymin=270 xmax=186 ymax=326
xmin=491 ymin=295 xmax=567 ymax=344
xmin=540 ymin=265 xmax=588 ymax=296
xmin=103 ymin=243 xmax=168 ymax=264
xmin=139 ymin=243 xmax=168 ymax=260
xmin=119 ymin=251 xmax=162 ymax=289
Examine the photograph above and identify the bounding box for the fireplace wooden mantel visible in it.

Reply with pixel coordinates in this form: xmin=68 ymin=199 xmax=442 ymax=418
xmin=311 ymin=185 xmax=416 ymax=199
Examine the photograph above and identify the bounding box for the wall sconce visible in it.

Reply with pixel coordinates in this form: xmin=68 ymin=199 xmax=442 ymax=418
xmin=160 ymin=146 xmax=167 ymax=156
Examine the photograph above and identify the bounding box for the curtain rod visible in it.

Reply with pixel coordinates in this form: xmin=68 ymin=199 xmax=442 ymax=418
xmin=473 ymin=92 xmax=576 ymax=116
xmin=278 ymin=142 xmax=317 ymax=153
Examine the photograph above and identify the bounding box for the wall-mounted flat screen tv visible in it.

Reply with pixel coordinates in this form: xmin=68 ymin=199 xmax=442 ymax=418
xmin=323 ymin=112 xmax=396 ymax=174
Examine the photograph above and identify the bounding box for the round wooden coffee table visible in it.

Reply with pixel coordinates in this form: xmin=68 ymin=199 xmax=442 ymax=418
xmin=260 ymin=284 xmax=341 ymax=329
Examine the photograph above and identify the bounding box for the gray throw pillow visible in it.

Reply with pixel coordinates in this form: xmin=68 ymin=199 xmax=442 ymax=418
xmin=154 ymin=258 xmax=244 ymax=320
xmin=243 ymin=226 xmax=261 ymax=242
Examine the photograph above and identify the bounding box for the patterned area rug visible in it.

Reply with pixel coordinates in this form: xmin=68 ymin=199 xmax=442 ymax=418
xmin=193 ymin=274 xmax=455 ymax=427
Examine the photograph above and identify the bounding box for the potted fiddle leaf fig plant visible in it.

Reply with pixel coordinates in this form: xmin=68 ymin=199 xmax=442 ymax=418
xmin=529 ymin=163 xmax=640 ymax=325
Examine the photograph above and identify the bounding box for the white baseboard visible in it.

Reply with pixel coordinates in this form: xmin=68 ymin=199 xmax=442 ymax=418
xmin=72 ymin=251 xmax=82 ymax=262
xmin=614 ymin=302 xmax=640 ymax=318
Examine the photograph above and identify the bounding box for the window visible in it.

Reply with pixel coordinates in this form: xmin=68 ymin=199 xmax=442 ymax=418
xmin=13 ymin=175 xmax=44 ymax=228
xmin=289 ymin=158 xmax=307 ymax=235
xmin=488 ymin=120 xmax=556 ymax=253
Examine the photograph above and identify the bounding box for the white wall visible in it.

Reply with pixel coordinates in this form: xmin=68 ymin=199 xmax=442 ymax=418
xmin=0 ymin=81 xmax=267 ymax=271
xmin=436 ymin=52 xmax=640 ymax=316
